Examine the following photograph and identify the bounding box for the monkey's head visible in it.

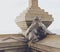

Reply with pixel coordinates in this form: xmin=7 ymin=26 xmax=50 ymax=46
xmin=33 ymin=16 xmax=41 ymax=24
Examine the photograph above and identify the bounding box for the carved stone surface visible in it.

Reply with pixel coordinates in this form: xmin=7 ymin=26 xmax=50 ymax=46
xmin=16 ymin=0 xmax=54 ymax=32
xmin=29 ymin=35 xmax=60 ymax=52
xmin=0 ymin=34 xmax=27 ymax=52
xmin=0 ymin=34 xmax=60 ymax=52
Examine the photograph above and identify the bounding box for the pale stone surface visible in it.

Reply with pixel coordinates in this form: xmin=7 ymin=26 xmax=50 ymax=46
xmin=29 ymin=35 xmax=60 ymax=52
xmin=0 ymin=34 xmax=27 ymax=52
xmin=29 ymin=0 xmax=38 ymax=8
xmin=0 ymin=34 xmax=60 ymax=52
xmin=5 ymin=49 xmax=17 ymax=52
xmin=16 ymin=0 xmax=54 ymax=32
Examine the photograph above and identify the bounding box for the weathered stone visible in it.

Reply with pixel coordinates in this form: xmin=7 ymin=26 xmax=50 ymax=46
xmin=5 ymin=49 xmax=17 ymax=52
xmin=29 ymin=35 xmax=60 ymax=52
xmin=0 ymin=34 xmax=27 ymax=52
xmin=16 ymin=0 xmax=54 ymax=32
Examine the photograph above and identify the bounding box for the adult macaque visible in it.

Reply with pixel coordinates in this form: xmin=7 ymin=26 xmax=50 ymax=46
xmin=25 ymin=16 xmax=53 ymax=42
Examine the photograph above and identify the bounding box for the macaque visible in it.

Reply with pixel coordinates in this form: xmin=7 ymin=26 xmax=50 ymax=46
xmin=25 ymin=16 xmax=53 ymax=41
